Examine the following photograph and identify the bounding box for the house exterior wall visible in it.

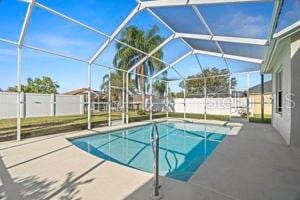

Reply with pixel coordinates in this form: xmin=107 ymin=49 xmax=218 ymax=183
xmin=271 ymin=37 xmax=291 ymax=144
xmin=249 ymin=93 xmax=272 ymax=116
xmin=270 ymin=32 xmax=300 ymax=147
xmin=290 ymin=32 xmax=300 ymax=147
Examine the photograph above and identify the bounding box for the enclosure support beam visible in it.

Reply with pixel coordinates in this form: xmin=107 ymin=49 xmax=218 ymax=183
xmin=141 ymin=0 xmax=272 ymax=8
xmin=128 ymin=34 xmax=175 ymax=73
xmin=150 ymin=79 xmax=153 ymax=120
xmin=194 ymin=50 xmax=263 ymax=64
xmin=122 ymin=72 xmax=125 ymax=124
xmin=126 ymin=72 xmax=129 ymax=124
xmin=261 ymin=73 xmax=264 ymax=121
xmin=16 ymin=0 xmax=35 ymax=141
xmin=166 ymin=82 xmax=169 ymax=118
xmin=183 ymin=79 xmax=186 ymax=119
xmin=108 ymin=70 xmax=112 ymax=126
xmin=247 ymin=73 xmax=250 ymax=120
xmin=229 ymin=75 xmax=232 ymax=121
xmin=18 ymin=0 xmax=35 ymax=47
xmin=175 ymin=32 xmax=268 ymax=46
xmin=204 ymin=78 xmax=207 ymax=120
xmin=87 ymin=64 xmax=92 ymax=129
xmin=89 ymin=4 xmax=142 ymax=65
xmin=151 ymin=51 xmax=193 ymax=79
xmin=16 ymin=48 xmax=22 ymax=141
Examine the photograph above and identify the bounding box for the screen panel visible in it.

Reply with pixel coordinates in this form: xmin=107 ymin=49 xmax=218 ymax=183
xmin=25 ymin=6 xmax=107 ymax=60
xmin=276 ymin=0 xmax=300 ymax=32
xmin=151 ymin=6 xmax=209 ymax=34
xmin=37 ymin=0 xmax=137 ymax=35
xmin=116 ymin=10 xmax=172 ymax=53
xmin=0 ymin=0 xmax=27 ymax=41
xmin=184 ymin=39 xmax=220 ymax=53
xmin=220 ymin=42 xmax=267 ymax=59
xmin=198 ymin=2 xmax=274 ymax=39
xmin=0 ymin=43 xmax=17 ymax=141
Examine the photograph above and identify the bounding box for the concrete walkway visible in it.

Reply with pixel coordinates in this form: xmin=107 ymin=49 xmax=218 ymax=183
xmin=0 ymin=119 xmax=299 ymax=200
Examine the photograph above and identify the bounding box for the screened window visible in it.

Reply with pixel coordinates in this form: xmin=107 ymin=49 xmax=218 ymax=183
xmin=276 ymin=68 xmax=282 ymax=114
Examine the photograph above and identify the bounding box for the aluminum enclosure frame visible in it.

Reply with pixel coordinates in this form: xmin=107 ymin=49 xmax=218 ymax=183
xmin=0 ymin=0 xmax=284 ymax=140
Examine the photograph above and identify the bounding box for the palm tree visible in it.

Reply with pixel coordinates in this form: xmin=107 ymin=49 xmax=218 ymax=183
xmin=153 ymin=80 xmax=167 ymax=98
xmin=101 ymin=71 xmax=135 ymax=101
xmin=113 ymin=25 xmax=165 ymax=109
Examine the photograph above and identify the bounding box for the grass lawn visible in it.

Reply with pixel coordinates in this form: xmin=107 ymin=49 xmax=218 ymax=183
xmin=249 ymin=114 xmax=272 ymax=124
xmin=0 ymin=111 xmax=166 ymax=141
xmin=0 ymin=111 xmax=229 ymax=141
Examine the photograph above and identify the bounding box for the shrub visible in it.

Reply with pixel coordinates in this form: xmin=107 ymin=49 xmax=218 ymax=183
xmin=137 ymin=109 xmax=147 ymax=115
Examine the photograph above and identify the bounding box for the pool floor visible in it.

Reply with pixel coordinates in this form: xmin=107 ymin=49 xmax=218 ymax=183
xmin=71 ymin=121 xmax=228 ymax=181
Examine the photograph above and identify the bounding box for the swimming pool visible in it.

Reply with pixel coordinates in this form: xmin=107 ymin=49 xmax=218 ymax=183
xmin=71 ymin=121 xmax=229 ymax=181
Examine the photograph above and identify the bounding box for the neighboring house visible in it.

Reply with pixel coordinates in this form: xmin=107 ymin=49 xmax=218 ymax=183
xmin=130 ymin=94 xmax=150 ymax=110
xmin=63 ymin=88 xmax=108 ymax=112
xmin=263 ymin=24 xmax=300 ymax=148
xmin=249 ymin=80 xmax=272 ymax=116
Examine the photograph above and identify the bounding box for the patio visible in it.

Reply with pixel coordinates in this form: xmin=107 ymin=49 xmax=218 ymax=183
xmin=0 ymin=0 xmax=300 ymax=199
xmin=0 ymin=119 xmax=299 ymax=200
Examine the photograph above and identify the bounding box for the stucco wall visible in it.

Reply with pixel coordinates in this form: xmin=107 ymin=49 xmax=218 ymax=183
xmin=290 ymin=32 xmax=300 ymax=147
xmin=271 ymin=37 xmax=291 ymax=144
xmin=249 ymin=93 xmax=272 ymax=115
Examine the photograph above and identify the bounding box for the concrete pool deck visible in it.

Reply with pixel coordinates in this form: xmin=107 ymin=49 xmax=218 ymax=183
xmin=0 ymin=118 xmax=299 ymax=200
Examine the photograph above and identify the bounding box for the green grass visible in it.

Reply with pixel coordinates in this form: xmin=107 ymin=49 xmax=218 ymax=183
xmin=0 ymin=111 xmax=229 ymax=141
xmin=249 ymin=114 xmax=272 ymax=124
xmin=0 ymin=111 xmax=166 ymax=141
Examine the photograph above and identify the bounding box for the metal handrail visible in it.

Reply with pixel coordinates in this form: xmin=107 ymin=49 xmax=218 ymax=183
xmin=165 ymin=150 xmax=178 ymax=173
xmin=151 ymin=123 xmax=162 ymax=200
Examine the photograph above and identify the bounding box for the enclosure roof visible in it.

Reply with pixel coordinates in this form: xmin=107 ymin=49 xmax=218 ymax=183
xmin=0 ymin=0 xmax=299 ymax=80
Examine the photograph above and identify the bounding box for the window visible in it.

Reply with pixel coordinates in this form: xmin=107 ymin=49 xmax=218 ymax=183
xmin=276 ymin=68 xmax=282 ymax=114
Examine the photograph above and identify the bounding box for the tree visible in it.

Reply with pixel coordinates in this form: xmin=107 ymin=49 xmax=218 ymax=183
xmin=179 ymin=68 xmax=237 ymax=97
xmin=153 ymin=80 xmax=167 ymax=98
xmin=113 ymin=25 xmax=165 ymax=108
xmin=7 ymin=76 xmax=60 ymax=94
xmin=101 ymin=71 xmax=135 ymax=101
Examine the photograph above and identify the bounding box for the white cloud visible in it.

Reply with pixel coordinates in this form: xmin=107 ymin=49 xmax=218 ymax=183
xmin=279 ymin=0 xmax=300 ymax=29
xmin=216 ymin=12 xmax=268 ymax=38
xmin=29 ymin=33 xmax=96 ymax=55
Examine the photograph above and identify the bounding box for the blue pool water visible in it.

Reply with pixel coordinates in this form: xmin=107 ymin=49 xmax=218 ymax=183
xmin=71 ymin=121 xmax=229 ymax=181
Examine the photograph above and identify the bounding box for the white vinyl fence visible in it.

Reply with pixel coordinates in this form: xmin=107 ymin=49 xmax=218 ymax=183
xmin=0 ymin=92 xmax=251 ymax=119
xmin=0 ymin=92 xmax=85 ymax=119
xmin=151 ymin=97 xmax=251 ymax=116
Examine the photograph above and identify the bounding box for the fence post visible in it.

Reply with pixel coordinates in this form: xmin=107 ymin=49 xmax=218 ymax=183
xmin=80 ymin=95 xmax=84 ymax=115
xmin=20 ymin=92 xmax=25 ymax=118
xmin=50 ymin=93 xmax=55 ymax=116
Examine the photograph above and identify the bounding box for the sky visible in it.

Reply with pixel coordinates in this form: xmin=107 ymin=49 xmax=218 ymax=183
xmin=0 ymin=0 xmax=299 ymax=93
